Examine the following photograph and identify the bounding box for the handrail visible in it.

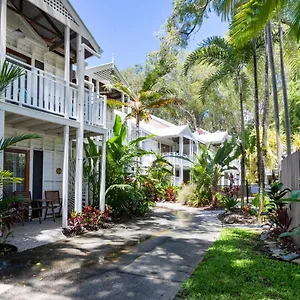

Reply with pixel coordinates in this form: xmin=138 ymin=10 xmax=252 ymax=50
xmin=6 ymin=55 xmax=68 ymax=83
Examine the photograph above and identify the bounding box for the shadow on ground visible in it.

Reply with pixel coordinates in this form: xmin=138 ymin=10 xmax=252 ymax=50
xmin=0 ymin=204 xmax=222 ymax=300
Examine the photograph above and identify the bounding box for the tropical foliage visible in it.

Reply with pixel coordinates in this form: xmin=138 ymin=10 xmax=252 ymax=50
xmin=106 ymin=68 xmax=182 ymax=137
xmin=191 ymin=139 xmax=240 ymax=207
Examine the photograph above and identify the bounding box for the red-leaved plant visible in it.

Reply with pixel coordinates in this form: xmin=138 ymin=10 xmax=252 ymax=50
xmin=67 ymin=205 xmax=112 ymax=235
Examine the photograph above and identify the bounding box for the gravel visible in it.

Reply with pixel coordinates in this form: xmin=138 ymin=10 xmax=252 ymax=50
xmin=6 ymin=218 xmax=67 ymax=252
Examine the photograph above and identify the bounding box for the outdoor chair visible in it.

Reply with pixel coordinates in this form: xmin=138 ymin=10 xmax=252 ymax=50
xmin=13 ymin=191 xmax=42 ymax=224
xmin=44 ymin=191 xmax=62 ymax=221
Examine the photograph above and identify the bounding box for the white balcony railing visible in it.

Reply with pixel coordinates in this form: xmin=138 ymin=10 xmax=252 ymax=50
xmin=162 ymin=152 xmax=193 ymax=167
xmin=4 ymin=57 xmax=106 ymax=128
xmin=84 ymin=89 xmax=106 ymax=127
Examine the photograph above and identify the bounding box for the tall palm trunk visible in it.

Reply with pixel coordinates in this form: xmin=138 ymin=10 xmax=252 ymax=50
xmin=267 ymin=21 xmax=282 ymax=170
xmin=237 ymin=73 xmax=245 ymax=208
xmin=253 ymin=39 xmax=264 ymax=213
xmin=278 ymin=18 xmax=292 ymax=156
xmin=262 ymin=26 xmax=270 ymax=202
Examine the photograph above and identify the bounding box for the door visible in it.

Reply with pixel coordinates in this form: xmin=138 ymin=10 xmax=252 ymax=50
xmin=33 ymin=151 xmax=43 ymax=200
xmin=4 ymin=149 xmax=29 ymax=196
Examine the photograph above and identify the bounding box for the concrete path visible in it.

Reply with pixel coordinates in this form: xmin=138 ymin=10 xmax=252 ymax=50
xmin=0 ymin=203 xmax=222 ymax=300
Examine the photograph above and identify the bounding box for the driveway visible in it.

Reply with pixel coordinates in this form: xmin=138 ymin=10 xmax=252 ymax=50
xmin=0 ymin=203 xmax=222 ymax=300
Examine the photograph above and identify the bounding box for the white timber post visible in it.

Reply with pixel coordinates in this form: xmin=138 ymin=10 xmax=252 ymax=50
xmin=179 ymin=136 xmax=184 ymax=184
xmin=189 ymin=140 xmax=193 ymax=182
xmin=62 ymin=125 xmax=69 ymax=228
xmin=189 ymin=139 xmax=193 ymax=158
xmin=99 ymin=132 xmax=107 ymax=211
xmin=0 ymin=0 xmax=7 ymax=66
xmin=196 ymin=142 xmax=199 ymax=155
xmin=74 ymin=34 xmax=84 ymax=213
xmin=126 ymin=94 xmax=132 ymax=140
xmin=121 ymin=93 xmax=125 ymax=120
xmin=64 ymin=26 xmax=70 ymax=118
xmin=0 ymin=0 xmax=6 ymax=195
xmin=173 ymin=156 xmax=176 ymax=186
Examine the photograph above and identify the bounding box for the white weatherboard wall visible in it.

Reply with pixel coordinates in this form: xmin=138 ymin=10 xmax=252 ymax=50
xmin=6 ymin=9 xmax=65 ymax=77
xmin=5 ymin=127 xmax=64 ymax=199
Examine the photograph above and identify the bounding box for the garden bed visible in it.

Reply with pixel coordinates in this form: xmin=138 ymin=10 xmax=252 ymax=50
xmin=218 ymin=208 xmax=259 ymax=224
xmin=177 ymin=228 xmax=300 ymax=300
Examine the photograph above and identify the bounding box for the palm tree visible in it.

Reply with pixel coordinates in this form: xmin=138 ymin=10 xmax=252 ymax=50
xmin=231 ymin=0 xmax=300 ymax=41
xmin=0 ymin=60 xmax=24 ymax=95
xmin=266 ymin=22 xmax=282 ymax=166
xmin=0 ymin=61 xmax=39 ymax=186
xmin=232 ymin=1 xmax=298 ymax=158
xmin=252 ymin=38 xmax=264 ymax=213
xmin=262 ymin=26 xmax=270 ymax=195
xmin=278 ymin=18 xmax=292 ymax=155
xmin=106 ymin=69 xmax=182 ymax=138
xmin=184 ymin=36 xmax=253 ymax=207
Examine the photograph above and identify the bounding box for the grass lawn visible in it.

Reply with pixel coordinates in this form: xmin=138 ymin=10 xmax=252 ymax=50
xmin=177 ymin=229 xmax=300 ymax=300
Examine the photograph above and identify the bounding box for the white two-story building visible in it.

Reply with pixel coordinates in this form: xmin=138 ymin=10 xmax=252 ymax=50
xmin=0 ymin=0 xmax=107 ymax=227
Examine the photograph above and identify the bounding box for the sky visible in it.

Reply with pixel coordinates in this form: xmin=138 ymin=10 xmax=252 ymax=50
xmin=70 ymin=0 xmax=228 ymax=70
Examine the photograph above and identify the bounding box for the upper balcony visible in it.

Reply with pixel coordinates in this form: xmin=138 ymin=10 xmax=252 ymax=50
xmin=163 ymin=152 xmax=193 ymax=168
xmin=3 ymin=57 xmax=106 ymax=129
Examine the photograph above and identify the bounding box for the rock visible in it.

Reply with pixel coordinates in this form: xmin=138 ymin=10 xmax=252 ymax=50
xmin=260 ymin=232 xmax=269 ymax=241
xmin=270 ymin=247 xmax=284 ymax=258
xmin=280 ymin=253 xmax=300 ymax=262
xmin=265 ymin=241 xmax=278 ymax=249
xmin=292 ymin=258 xmax=300 ymax=265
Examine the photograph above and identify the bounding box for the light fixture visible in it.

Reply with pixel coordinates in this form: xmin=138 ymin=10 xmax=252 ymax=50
xmin=13 ymin=28 xmax=25 ymax=39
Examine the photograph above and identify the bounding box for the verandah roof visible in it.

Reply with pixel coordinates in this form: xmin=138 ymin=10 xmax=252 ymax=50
xmin=8 ymin=0 xmax=102 ymax=61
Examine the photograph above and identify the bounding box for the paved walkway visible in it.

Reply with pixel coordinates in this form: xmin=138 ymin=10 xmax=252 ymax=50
xmin=0 ymin=203 xmax=222 ymax=300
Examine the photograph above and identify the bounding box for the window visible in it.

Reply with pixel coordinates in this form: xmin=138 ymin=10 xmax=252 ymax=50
xmin=4 ymin=149 xmax=29 ymax=195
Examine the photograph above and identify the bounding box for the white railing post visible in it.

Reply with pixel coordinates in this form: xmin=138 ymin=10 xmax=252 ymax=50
xmin=121 ymin=93 xmax=125 ymax=120
xmin=0 ymin=0 xmax=7 ymax=67
xmin=102 ymin=95 xmax=107 ymax=128
xmin=179 ymin=136 xmax=184 ymax=184
xmin=64 ymin=26 xmax=70 ymax=118
xmin=62 ymin=125 xmax=69 ymax=228
xmin=99 ymin=132 xmax=107 ymax=211
xmin=74 ymin=34 xmax=84 ymax=213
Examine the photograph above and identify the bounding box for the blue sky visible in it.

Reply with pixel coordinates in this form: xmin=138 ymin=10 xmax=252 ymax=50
xmin=70 ymin=0 xmax=228 ymax=70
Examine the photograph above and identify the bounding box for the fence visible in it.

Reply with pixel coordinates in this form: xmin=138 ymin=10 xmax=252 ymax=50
xmin=280 ymin=151 xmax=300 ymax=245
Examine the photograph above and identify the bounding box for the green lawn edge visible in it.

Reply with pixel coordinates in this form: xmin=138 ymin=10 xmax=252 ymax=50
xmin=177 ymin=228 xmax=300 ymax=300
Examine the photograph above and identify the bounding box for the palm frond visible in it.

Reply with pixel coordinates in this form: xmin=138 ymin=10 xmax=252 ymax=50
xmin=199 ymin=67 xmax=232 ymax=103
xmin=107 ymin=98 xmax=131 ymax=108
xmin=184 ymin=36 xmax=231 ymax=74
xmin=0 ymin=60 xmax=24 ymax=95
xmin=142 ymin=66 xmax=172 ymax=92
xmin=104 ymin=80 xmax=136 ymax=100
xmin=291 ymin=1 xmax=300 ymax=40
xmin=230 ymin=0 xmax=283 ymax=45
xmin=213 ymin=0 xmax=243 ymax=22
xmin=0 ymin=134 xmax=40 ymax=151
xmin=124 ymin=112 xmax=137 ymax=121
xmin=105 ymin=184 xmax=133 ymax=197
xmin=147 ymin=97 xmax=183 ymax=109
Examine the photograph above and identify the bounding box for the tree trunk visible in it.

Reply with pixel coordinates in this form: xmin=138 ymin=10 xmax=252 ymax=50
xmin=267 ymin=21 xmax=282 ymax=171
xmin=278 ymin=18 xmax=292 ymax=156
xmin=211 ymin=167 xmax=219 ymax=207
xmin=261 ymin=26 xmax=270 ymax=211
xmin=237 ymin=74 xmax=245 ymax=208
xmin=253 ymin=39 xmax=264 ymax=214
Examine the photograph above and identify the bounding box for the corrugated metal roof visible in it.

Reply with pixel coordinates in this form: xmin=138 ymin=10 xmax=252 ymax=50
xmin=86 ymin=63 xmax=128 ymax=86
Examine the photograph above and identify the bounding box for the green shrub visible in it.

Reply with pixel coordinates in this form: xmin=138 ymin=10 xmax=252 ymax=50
xmin=177 ymin=184 xmax=197 ymax=205
xmin=221 ymin=196 xmax=239 ymax=211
